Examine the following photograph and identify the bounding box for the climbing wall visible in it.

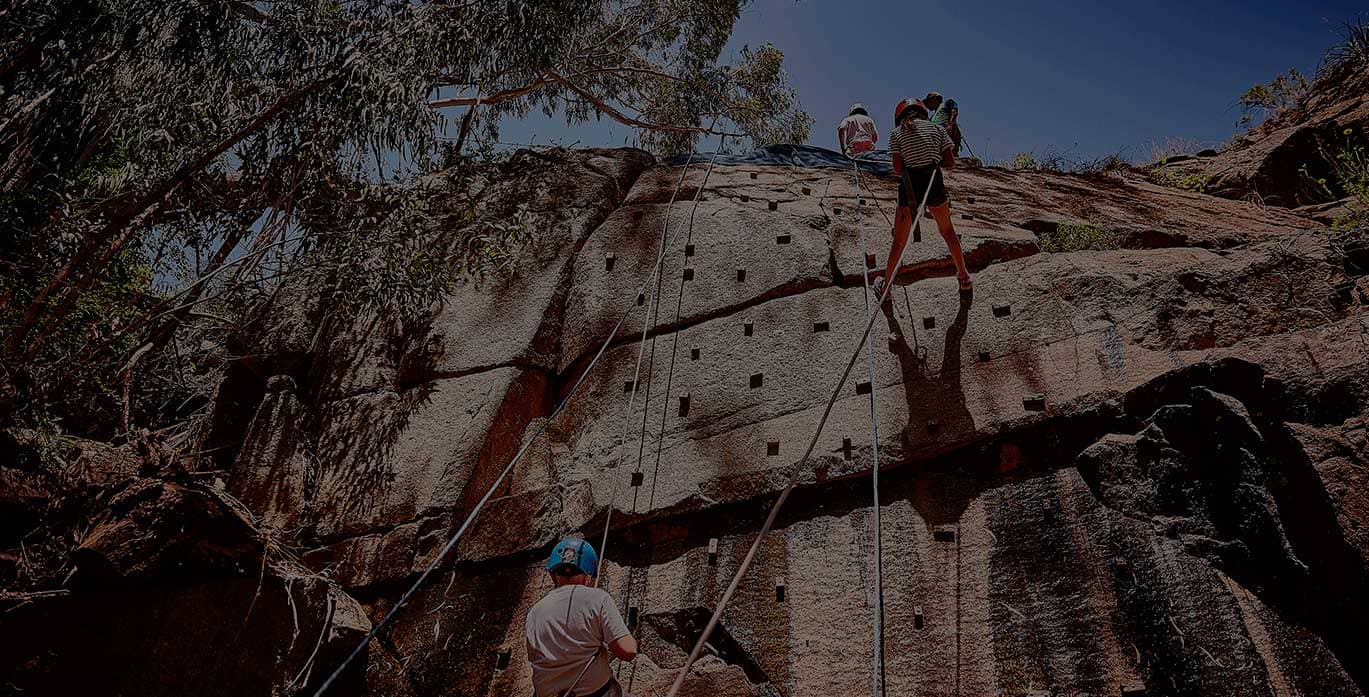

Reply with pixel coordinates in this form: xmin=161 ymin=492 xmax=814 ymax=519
xmin=218 ymin=147 xmax=1369 ymax=697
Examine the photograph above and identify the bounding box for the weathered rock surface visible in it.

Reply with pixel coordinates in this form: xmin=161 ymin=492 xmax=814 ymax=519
xmin=169 ymin=128 xmax=1369 ymax=697
xmin=1154 ymin=71 xmax=1369 ymax=207
xmin=0 ymin=478 xmax=370 ymax=696
xmin=10 ymin=127 xmax=1369 ymax=696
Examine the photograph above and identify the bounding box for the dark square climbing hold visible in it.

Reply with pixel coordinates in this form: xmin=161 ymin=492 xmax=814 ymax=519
xmin=1023 ymin=393 xmax=1046 ymax=411
xmin=962 ymin=213 xmax=974 ymax=220
xmin=604 ymin=253 xmax=616 ymax=271
xmin=690 ymin=348 xmax=700 ymax=361
xmin=737 ymin=268 xmax=747 ymax=282
xmin=992 ymin=304 xmax=1011 ymax=317
xmin=978 ymin=350 xmax=991 ymax=363
xmin=750 ymin=171 xmax=758 ymax=179
xmin=637 ymin=292 xmax=646 ymax=306
xmin=923 ymin=316 xmax=936 ymax=330
xmin=913 ymin=607 xmax=924 ymax=630
xmin=855 ymin=381 xmax=872 ymax=395
xmin=776 ymin=234 xmax=791 ymax=244
xmin=802 ymin=186 xmax=812 ymax=195
xmin=858 ymin=198 xmax=866 ymax=207
xmin=679 ymin=394 xmax=691 ymax=417
xmin=628 ymin=606 xmax=640 ymax=627
xmin=967 ymin=196 xmax=977 ymax=204
xmin=685 ymin=244 xmax=695 ymax=257
xmin=740 ymin=194 xmax=750 ymax=202
xmin=927 ymin=419 xmax=940 ymax=432
xmin=632 ymin=210 xmax=644 ymax=221
xmin=775 ymin=579 xmax=786 ymax=601
xmin=750 ymin=373 xmax=763 ymax=389
xmin=623 ymin=380 xmax=636 ymax=394
xmin=833 ymin=206 xmax=842 ymax=215
xmin=865 ymin=253 xmax=876 ymax=269
xmin=813 ymin=321 xmax=830 ymax=333
xmin=708 ymin=538 xmax=719 ymax=566
xmin=744 ymin=321 xmax=754 ymax=337
xmin=495 ymin=650 xmax=511 ymax=670
xmin=933 ymin=528 xmax=956 ymax=543
xmin=683 ymin=267 xmax=694 ymax=281
xmin=631 ymin=471 xmax=644 ymax=487
xmin=769 ymin=200 xmax=778 ymax=211
xmin=842 ymin=436 xmax=852 ymax=460
xmin=767 ymin=441 xmax=780 ymax=456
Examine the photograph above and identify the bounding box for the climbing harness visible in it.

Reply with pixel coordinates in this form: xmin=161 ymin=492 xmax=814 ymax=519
xmin=311 ymin=124 xmax=713 ymax=697
xmin=663 ymin=168 xmax=940 ymax=697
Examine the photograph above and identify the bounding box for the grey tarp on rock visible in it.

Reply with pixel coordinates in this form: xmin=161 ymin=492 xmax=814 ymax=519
xmin=665 ymin=143 xmax=894 ymax=175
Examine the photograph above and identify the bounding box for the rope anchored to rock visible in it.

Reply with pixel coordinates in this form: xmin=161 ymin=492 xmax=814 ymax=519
xmin=663 ymin=169 xmax=939 ymax=697
xmin=311 ymin=123 xmax=716 ymax=697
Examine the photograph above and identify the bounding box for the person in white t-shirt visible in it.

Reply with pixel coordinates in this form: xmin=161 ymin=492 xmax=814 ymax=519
xmin=525 ymin=537 xmax=638 ymax=697
xmin=838 ymin=103 xmax=878 ymax=157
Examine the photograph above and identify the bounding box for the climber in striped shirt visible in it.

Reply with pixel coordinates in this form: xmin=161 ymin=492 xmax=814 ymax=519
xmin=871 ymin=98 xmax=972 ymax=298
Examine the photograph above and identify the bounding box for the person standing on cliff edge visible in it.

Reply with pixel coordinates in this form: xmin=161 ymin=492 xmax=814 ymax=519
xmin=838 ymin=103 xmax=879 ymax=157
xmin=923 ymin=92 xmax=963 ymax=155
xmin=872 ymin=97 xmax=972 ymax=299
xmin=525 ymin=537 xmax=638 ymax=697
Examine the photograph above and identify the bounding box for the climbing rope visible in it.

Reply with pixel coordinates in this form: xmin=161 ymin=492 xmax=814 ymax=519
xmin=594 ymin=128 xmax=728 ymax=583
xmin=663 ymin=170 xmax=939 ymax=697
xmin=311 ymin=127 xmax=711 ymax=697
xmin=592 ymin=138 xmax=709 ymax=590
xmin=623 ymin=133 xmax=729 ymax=694
xmin=559 ymin=131 xmax=729 ymax=697
xmin=852 ymin=156 xmax=888 ymax=697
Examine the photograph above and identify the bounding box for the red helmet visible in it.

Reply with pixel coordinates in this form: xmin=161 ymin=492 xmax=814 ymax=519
xmin=894 ymin=98 xmax=927 ymax=125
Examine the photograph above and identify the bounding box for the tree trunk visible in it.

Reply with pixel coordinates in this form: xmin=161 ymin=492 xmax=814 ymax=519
xmin=6 ymin=77 xmax=332 ymax=362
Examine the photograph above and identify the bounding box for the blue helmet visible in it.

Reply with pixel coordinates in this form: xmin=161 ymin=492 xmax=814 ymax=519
xmin=547 ymin=537 xmax=600 ymax=577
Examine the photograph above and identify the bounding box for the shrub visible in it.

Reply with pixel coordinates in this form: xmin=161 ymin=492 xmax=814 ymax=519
xmin=1011 ymin=152 xmax=1038 ymax=170
xmin=1149 ymin=168 xmax=1211 ymax=193
xmin=1038 ymin=222 xmax=1120 ymax=252
xmin=1301 ymin=130 xmax=1369 ymax=225
xmin=1320 ymin=14 xmax=1369 ymax=84
xmin=1238 ymin=68 xmax=1309 ymax=128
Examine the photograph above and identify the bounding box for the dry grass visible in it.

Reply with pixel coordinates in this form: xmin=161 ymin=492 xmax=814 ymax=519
xmin=1147 ymin=137 xmax=1207 ymax=165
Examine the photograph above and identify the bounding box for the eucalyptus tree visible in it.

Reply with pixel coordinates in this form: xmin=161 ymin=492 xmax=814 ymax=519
xmin=0 ymin=0 xmax=810 ymax=434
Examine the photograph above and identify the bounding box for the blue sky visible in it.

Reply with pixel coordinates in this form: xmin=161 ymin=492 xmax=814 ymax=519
xmin=467 ymin=1 xmax=1363 ymax=164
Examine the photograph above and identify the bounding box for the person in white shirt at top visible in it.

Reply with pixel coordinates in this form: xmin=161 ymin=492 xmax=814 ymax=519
xmin=525 ymin=537 xmax=638 ymax=697
xmin=871 ymin=97 xmax=972 ymax=299
xmin=838 ymin=102 xmax=878 ymax=157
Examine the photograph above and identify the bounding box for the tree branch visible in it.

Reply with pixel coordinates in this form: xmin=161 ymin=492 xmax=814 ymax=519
xmin=429 ymin=77 xmax=552 ymax=109
xmin=543 ymin=70 xmax=721 ymax=135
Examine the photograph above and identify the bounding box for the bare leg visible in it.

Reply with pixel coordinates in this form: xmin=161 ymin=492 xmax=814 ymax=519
xmin=928 ymin=202 xmax=970 ymax=281
xmin=882 ymin=205 xmax=913 ymax=284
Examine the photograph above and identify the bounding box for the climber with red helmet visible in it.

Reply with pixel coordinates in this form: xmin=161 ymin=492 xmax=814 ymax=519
xmin=525 ymin=537 xmax=638 ymax=697
xmin=872 ymin=98 xmax=972 ymax=297
xmin=838 ymin=102 xmax=878 ymax=157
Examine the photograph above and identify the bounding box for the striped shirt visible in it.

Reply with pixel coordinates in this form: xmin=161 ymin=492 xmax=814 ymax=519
xmin=890 ymin=119 xmax=953 ymax=169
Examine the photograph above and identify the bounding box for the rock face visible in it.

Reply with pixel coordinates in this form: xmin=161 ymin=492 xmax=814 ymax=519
xmin=1 ymin=478 xmax=369 ymax=696
xmin=159 ymin=134 xmax=1369 ymax=697
xmin=8 ymin=137 xmax=1369 ymax=695
xmin=1154 ymin=71 xmax=1369 ymax=208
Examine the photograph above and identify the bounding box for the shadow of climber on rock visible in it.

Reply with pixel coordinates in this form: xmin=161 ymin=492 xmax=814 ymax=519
xmin=881 ymin=289 xmax=974 ymax=458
